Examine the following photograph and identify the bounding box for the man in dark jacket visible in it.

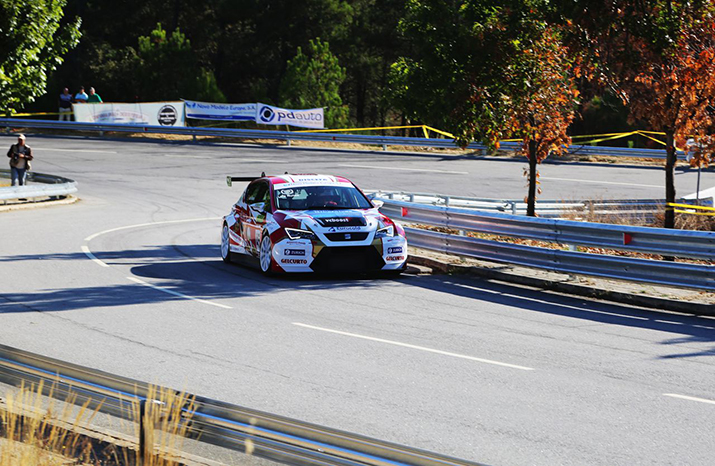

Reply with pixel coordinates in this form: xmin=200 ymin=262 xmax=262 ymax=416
xmin=7 ymin=134 xmax=33 ymax=186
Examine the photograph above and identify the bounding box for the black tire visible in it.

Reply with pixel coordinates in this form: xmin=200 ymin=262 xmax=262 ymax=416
xmin=221 ymin=224 xmax=233 ymax=263
xmin=259 ymin=233 xmax=274 ymax=276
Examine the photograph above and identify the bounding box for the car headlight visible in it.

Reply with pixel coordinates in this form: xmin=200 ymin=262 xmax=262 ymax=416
xmin=375 ymin=226 xmax=394 ymax=238
xmin=285 ymin=228 xmax=317 ymax=240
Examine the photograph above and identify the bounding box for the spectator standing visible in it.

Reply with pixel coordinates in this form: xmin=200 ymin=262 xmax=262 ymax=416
xmin=7 ymin=134 xmax=33 ymax=186
xmin=58 ymin=88 xmax=73 ymax=120
xmin=87 ymin=87 xmax=103 ymax=103
xmin=75 ymin=86 xmax=88 ymax=103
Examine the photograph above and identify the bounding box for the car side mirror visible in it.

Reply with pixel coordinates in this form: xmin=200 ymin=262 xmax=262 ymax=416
xmin=372 ymin=199 xmax=384 ymax=209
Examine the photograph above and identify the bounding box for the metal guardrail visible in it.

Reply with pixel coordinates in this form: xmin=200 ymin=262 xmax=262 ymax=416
xmin=0 ymin=343 xmax=486 ymax=466
xmin=0 ymin=118 xmax=689 ymax=158
xmin=369 ymin=190 xmax=674 ymax=218
xmin=0 ymin=118 xmax=487 ymax=150
xmin=375 ymin=198 xmax=715 ymax=291
xmin=0 ymin=169 xmax=77 ymax=202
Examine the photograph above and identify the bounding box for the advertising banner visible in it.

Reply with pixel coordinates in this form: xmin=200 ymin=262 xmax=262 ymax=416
xmin=72 ymin=102 xmax=185 ymax=126
xmin=255 ymin=103 xmax=324 ymax=129
xmin=184 ymin=100 xmax=256 ymax=121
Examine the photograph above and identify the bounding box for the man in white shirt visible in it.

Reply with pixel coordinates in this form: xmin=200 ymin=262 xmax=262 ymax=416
xmin=75 ymin=86 xmax=88 ymax=103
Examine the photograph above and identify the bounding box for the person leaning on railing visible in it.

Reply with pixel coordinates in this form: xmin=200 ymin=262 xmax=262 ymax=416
xmin=87 ymin=87 xmax=102 ymax=103
xmin=7 ymin=134 xmax=33 ymax=186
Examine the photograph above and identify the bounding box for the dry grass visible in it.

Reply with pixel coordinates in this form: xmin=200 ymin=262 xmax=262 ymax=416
xmin=132 ymin=385 xmax=197 ymax=466
xmin=0 ymin=382 xmax=197 ymax=466
xmin=0 ymin=381 xmax=101 ymax=465
xmin=674 ymin=211 xmax=715 ymax=231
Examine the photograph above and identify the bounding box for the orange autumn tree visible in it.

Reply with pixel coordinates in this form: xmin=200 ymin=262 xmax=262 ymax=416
xmin=504 ymin=25 xmax=578 ymax=216
xmin=391 ymin=2 xmax=578 ymax=217
xmin=565 ymin=1 xmax=715 ymax=228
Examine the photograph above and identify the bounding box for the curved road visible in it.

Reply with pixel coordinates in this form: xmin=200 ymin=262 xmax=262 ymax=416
xmin=1 ymin=134 xmax=714 ymax=466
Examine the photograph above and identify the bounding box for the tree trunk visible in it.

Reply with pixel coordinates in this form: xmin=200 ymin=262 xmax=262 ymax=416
xmin=527 ymin=138 xmax=538 ymax=217
xmin=664 ymin=129 xmax=677 ymax=229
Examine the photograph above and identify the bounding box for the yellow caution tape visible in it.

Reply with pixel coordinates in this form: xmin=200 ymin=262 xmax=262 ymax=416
xmin=668 ymin=203 xmax=715 ymax=212
xmin=570 ymin=132 xmax=635 ymax=139
xmin=636 ymin=131 xmax=666 ymax=146
xmin=423 ymin=126 xmax=455 ymax=138
xmin=295 ymin=125 xmax=427 ymax=133
xmin=637 ymin=130 xmax=667 ymax=136
xmin=12 ymin=111 xmax=71 ymax=116
xmin=575 ymin=131 xmax=639 ymax=145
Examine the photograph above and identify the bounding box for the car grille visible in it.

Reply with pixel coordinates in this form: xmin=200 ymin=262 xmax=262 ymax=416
xmin=310 ymin=246 xmax=385 ymax=273
xmin=324 ymin=232 xmax=369 ymax=242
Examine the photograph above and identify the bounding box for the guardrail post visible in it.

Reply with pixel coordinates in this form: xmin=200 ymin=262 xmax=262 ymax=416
xmin=511 ymin=202 xmax=517 ymax=215
xmin=138 ymin=398 xmax=147 ymax=466
xmin=287 ymin=139 xmax=292 ymax=147
xmin=382 ymin=144 xmax=387 ymax=151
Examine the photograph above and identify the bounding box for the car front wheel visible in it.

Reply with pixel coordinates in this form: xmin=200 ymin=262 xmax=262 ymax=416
xmin=259 ymin=234 xmax=274 ymax=275
xmin=221 ymin=224 xmax=232 ymax=263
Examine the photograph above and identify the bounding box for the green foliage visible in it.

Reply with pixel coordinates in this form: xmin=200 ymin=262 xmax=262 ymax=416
xmin=133 ymin=23 xmax=225 ymax=102
xmin=279 ymin=38 xmax=348 ymax=128
xmin=390 ymin=1 xmax=576 ymax=148
xmin=0 ymin=0 xmax=81 ymax=114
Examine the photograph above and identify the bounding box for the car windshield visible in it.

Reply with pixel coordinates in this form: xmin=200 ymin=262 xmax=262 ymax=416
xmin=274 ymin=185 xmax=373 ymax=210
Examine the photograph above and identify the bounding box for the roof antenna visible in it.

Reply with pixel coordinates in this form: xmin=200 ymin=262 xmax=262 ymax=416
xmin=261 ymin=171 xmax=266 ymax=177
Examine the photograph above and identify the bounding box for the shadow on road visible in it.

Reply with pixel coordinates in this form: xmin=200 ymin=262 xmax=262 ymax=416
xmin=1 ymin=242 xmax=712 ymax=360
xmin=399 ymin=273 xmax=715 ymax=359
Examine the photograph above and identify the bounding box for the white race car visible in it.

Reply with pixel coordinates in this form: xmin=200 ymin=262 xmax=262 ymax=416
xmin=221 ymin=174 xmax=408 ymax=274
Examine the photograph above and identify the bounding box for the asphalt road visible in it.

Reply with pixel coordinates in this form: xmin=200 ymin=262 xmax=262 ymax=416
xmin=1 ymin=134 xmax=714 ymax=466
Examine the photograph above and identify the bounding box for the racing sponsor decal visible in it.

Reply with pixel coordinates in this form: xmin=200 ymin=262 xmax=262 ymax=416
xmin=256 ymin=104 xmax=324 ymax=129
xmin=285 ymin=249 xmax=306 ymax=256
xmin=387 ymin=247 xmax=403 ymax=254
xmin=281 ymin=258 xmax=308 ymax=264
xmin=316 ymin=216 xmax=366 ymax=227
xmin=385 ymin=255 xmax=405 ymax=261
xmin=157 ymin=105 xmax=178 ymax=125
xmin=327 ymin=226 xmax=363 ymax=232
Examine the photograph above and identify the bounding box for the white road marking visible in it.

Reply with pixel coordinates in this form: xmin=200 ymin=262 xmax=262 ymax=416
xmin=664 ymin=393 xmax=715 ymax=405
xmin=540 ymin=177 xmax=661 ymax=188
xmin=33 ymin=148 xmax=117 ymax=154
xmin=81 ymin=245 xmax=109 ymax=267
xmin=293 ymin=322 xmax=534 ymax=371
xmin=84 ymin=217 xmax=220 ymax=241
xmin=339 ymin=164 xmax=468 ymax=175
xmin=127 ymin=277 xmax=232 ymax=309
xmin=83 ymin=217 xmax=220 ymax=268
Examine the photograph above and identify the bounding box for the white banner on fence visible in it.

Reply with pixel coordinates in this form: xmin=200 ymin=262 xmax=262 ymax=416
xmin=72 ymin=102 xmax=186 ymax=126
xmin=255 ymin=103 xmax=324 ymax=129
xmin=184 ymin=100 xmax=256 ymax=121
